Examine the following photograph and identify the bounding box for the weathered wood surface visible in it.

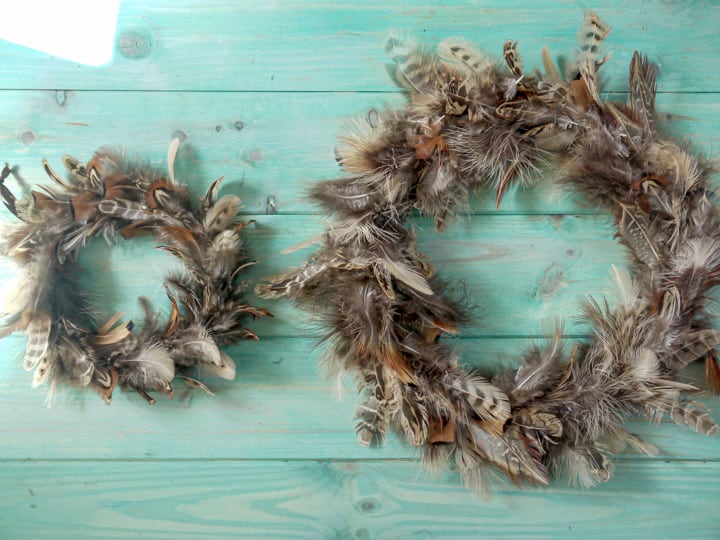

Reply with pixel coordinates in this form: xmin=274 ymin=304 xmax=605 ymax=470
xmin=0 ymin=0 xmax=717 ymax=93
xmin=1 ymin=336 xmax=718 ymax=461
xmin=0 ymin=92 xmax=717 ymax=215
xmin=0 ymin=1 xmax=719 ymax=538
xmin=1 ymin=460 xmax=718 ymax=539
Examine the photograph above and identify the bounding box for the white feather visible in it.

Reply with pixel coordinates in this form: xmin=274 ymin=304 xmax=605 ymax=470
xmin=126 ymin=345 xmax=175 ymax=383
xmin=181 ymin=326 xmax=222 ymax=367
xmin=167 ymin=138 xmax=180 ymax=184
xmin=198 ymin=351 xmax=236 ymax=380
xmin=673 ymin=238 xmax=720 ymax=273
xmin=609 ymin=264 xmax=640 ymax=308
xmin=631 ymin=347 xmax=659 ymax=380
xmin=382 ymin=257 xmax=433 ymax=295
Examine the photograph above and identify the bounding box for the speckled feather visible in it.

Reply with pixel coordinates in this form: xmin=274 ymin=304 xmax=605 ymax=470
xmin=258 ymin=11 xmax=720 ymax=494
xmin=0 ymin=141 xmax=270 ymax=404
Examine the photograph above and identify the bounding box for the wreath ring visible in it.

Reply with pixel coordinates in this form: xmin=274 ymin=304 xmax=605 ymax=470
xmin=0 ymin=139 xmax=270 ymax=404
xmin=258 ymin=12 xmax=720 ymax=493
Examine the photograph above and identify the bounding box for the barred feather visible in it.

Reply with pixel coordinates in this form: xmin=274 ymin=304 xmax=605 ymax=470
xmin=1 ymin=140 xmax=268 ymax=403
xmin=257 ymin=11 xmax=719 ymax=495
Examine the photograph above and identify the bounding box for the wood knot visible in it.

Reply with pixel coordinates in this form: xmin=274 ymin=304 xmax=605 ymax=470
xmin=356 ymin=497 xmax=381 ymax=514
xmin=534 ymin=262 xmax=566 ymax=299
xmin=117 ymin=30 xmax=152 ymax=59
xmin=18 ymin=130 xmax=35 ymax=145
xmin=171 ymin=130 xmax=188 ymax=143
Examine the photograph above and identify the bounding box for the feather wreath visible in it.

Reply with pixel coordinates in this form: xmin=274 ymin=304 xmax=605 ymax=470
xmin=0 ymin=140 xmax=270 ymax=404
xmin=257 ymin=12 xmax=720 ymax=494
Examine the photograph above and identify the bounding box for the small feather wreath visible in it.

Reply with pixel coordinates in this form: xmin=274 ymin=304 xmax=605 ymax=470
xmin=257 ymin=11 xmax=720 ymax=494
xmin=0 ymin=140 xmax=270 ymax=404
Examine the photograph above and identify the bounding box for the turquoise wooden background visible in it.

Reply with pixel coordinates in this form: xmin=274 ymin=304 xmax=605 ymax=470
xmin=1 ymin=1 xmax=719 ymax=538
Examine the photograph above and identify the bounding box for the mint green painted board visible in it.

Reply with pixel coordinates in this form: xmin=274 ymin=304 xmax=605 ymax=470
xmin=0 ymin=0 xmax=717 ymax=92
xmin=0 ymin=1 xmax=719 ymax=538
xmin=1 ymin=460 xmax=718 ymax=539
xmin=1 ymin=336 xmax=717 ymax=461
xmin=0 ymin=90 xmax=717 ymax=215
xmin=81 ymin=213 xmax=629 ymax=338
xmin=63 ymin=212 xmax=715 ymax=340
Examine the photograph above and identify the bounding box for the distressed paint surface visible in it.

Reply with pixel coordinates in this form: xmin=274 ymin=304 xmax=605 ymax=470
xmin=0 ymin=1 xmax=719 ymax=538
xmin=1 ymin=460 xmax=719 ymax=539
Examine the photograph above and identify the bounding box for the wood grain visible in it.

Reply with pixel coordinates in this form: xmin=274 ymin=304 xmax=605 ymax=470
xmin=57 ymin=212 xmax=716 ymax=339
xmin=1 ymin=1 xmax=719 ymax=538
xmin=0 ymin=0 xmax=717 ymax=92
xmin=1 ymin=337 xmax=718 ymax=461
xmin=0 ymin=91 xmax=717 ymax=215
xmin=1 ymin=460 xmax=718 ymax=539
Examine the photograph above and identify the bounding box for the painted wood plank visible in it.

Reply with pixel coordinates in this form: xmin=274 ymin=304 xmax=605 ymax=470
xmin=1 ymin=459 xmax=719 ymax=539
xmin=0 ymin=212 xmax=630 ymax=339
xmin=1 ymin=336 xmax=717 ymax=461
xmin=2 ymin=210 xmax=718 ymax=341
xmin=0 ymin=0 xmax=717 ymax=534
xmin=48 ymin=212 xmax=705 ymax=339
xmin=242 ymin=214 xmax=631 ymax=338
xmin=0 ymin=91 xmax=717 ymax=215
xmin=0 ymin=1 xmax=717 ymax=93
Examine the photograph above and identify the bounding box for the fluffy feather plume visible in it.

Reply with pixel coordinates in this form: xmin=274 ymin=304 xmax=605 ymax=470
xmin=258 ymin=11 xmax=719 ymax=493
xmin=1 ymin=140 xmax=270 ymax=404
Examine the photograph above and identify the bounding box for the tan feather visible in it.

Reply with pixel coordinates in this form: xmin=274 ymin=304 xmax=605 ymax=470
xmin=23 ymin=313 xmax=52 ymax=371
xmin=167 ymin=137 xmax=180 ymax=184
xmin=382 ymin=257 xmax=433 ymax=295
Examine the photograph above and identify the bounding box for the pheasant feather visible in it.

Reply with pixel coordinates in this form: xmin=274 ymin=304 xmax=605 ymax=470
xmin=1 ymin=141 xmax=270 ymax=404
xmin=258 ymin=12 xmax=719 ymax=493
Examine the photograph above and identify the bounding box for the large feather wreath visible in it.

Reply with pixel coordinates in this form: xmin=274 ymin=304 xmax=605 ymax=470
xmin=258 ymin=12 xmax=719 ymax=494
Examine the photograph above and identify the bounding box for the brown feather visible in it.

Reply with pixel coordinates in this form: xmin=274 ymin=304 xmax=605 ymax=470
xmin=70 ymin=191 xmax=101 ymax=222
xmin=429 ymin=417 xmax=456 ymax=444
xmin=165 ymin=291 xmax=180 ymax=336
xmin=144 ymin=178 xmax=173 ymax=209
xmin=119 ymin=220 xmax=155 ymax=239
xmin=705 ymin=350 xmax=720 ymax=394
